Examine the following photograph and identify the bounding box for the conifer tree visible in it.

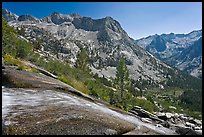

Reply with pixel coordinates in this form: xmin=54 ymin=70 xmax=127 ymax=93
xmin=115 ymin=57 xmax=130 ymax=105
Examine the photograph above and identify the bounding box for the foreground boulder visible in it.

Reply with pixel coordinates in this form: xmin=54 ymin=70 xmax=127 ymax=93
xmin=2 ymin=66 xmax=177 ymax=135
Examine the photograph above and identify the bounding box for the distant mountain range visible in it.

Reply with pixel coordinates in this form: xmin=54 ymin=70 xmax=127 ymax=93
xmin=135 ymin=30 xmax=202 ymax=79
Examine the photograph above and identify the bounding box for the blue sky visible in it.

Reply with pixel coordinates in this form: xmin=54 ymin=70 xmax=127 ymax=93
xmin=2 ymin=2 xmax=202 ymax=39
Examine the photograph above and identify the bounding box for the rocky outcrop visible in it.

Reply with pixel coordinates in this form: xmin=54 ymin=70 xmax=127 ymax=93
xmin=2 ymin=65 xmax=93 ymax=102
xmin=175 ymin=127 xmax=202 ymax=135
xmin=128 ymin=106 xmax=202 ymax=135
xmin=128 ymin=106 xmax=163 ymax=122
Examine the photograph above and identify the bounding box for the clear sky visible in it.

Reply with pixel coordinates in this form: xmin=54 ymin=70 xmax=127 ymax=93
xmin=2 ymin=2 xmax=202 ymax=39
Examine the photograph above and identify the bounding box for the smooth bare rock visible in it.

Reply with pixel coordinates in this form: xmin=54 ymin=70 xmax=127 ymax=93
xmin=2 ymin=66 xmax=177 ymax=135
xmin=2 ymin=88 xmax=135 ymax=135
xmin=104 ymin=129 xmax=118 ymax=135
xmin=2 ymin=66 xmax=94 ymax=102
xmin=123 ymin=126 xmax=160 ymax=135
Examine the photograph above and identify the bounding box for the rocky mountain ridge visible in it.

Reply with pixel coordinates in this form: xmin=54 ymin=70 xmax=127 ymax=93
xmin=135 ymin=30 xmax=202 ymax=79
xmin=2 ymin=8 xmax=176 ymax=86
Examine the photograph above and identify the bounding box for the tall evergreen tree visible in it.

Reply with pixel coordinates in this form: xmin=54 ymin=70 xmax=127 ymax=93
xmin=115 ymin=57 xmax=130 ymax=105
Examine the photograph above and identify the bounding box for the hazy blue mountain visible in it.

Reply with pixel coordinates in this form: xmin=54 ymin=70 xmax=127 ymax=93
xmin=135 ymin=30 xmax=202 ymax=78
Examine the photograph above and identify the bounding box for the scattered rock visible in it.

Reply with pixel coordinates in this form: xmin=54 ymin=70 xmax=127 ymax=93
xmin=194 ymin=119 xmax=202 ymax=125
xmin=129 ymin=108 xmax=150 ymax=118
xmin=155 ymin=124 xmax=162 ymax=128
xmin=174 ymin=113 xmax=179 ymax=118
xmin=179 ymin=115 xmax=188 ymax=121
xmin=175 ymin=126 xmax=201 ymax=135
xmin=165 ymin=112 xmax=174 ymax=119
xmin=170 ymin=118 xmax=176 ymax=124
xmin=194 ymin=126 xmax=201 ymax=130
xmin=128 ymin=107 xmax=202 ymax=135
xmin=157 ymin=114 xmax=167 ymax=121
xmin=141 ymin=118 xmax=153 ymax=124
xmin=189 ymin=117 xmax=194 ymax=121
xmin=185 ymin=122 xmax=195 ymax=128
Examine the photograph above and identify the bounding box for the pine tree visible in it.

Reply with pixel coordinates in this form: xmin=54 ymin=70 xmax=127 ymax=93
xmin=115 ymin=57 xmax=130 ymax=105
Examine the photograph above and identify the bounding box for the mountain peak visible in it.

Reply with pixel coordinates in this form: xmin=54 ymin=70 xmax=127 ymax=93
xmin=52 ymin=11 xmax=60 ymax=15
xmin=2 ymin=8 xmax=18 ymax=22
xmin=41 ymin=12 xmax=81 ymax=25
xmin=104 ymin=16 xmax=113 ymax=20
xmin=18 ymin=14 xmax=39 ymax=22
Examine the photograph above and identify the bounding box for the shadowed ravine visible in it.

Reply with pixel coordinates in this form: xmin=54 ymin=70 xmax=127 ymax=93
xmin=2 ymin=66 xmax=177 ymax=135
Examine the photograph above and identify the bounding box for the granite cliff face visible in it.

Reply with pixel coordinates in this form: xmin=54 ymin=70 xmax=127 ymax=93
xmin=2 ymin=9 xmax=178 ymax=86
